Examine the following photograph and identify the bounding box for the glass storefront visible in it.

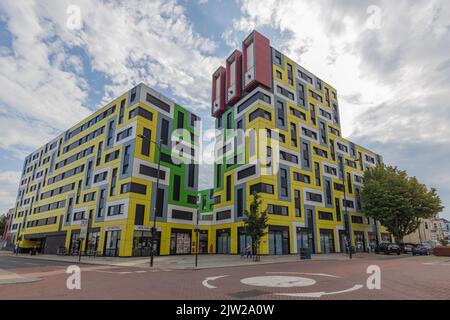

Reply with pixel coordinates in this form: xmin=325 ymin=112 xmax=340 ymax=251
xmin=269 ymin=226 xmax=289 ymax=255
xmin=354 ymin=231 xmax=366 ymax=252
xmin=133 ymin=230 xmax=161 ymax=256
xmin=368 ymin=232 xmax=377 ymax=251
xmin=69 ymin=232 xmax=81 ymax=255
xmin=198 ymin=230 xmax=208 ymax=254
xmin=339 ymin=230 xmax=348 ymax=253
xmin=320 ymin=229 xmax=335 ymax=253
xmin=85 ymin=231 xmax=100 ymax=255
xmin=170 ymin=229 xmax=192 ymax=255
xmin=296 ymin=227 xmax=315 ymax=254
xmin=216 ymin=229 xmax=231 ymax=254
xmin=104 ymin=230 xmax=121 ymax=257
xmin=238 ymin=227 xmax=252 ymax=255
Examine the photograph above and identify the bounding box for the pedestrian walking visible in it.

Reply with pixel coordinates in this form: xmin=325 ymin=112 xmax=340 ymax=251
xmin=245 ymin=243 xmax=252 ymax=259
xmin=14 ymin=243 xmax=19 ymax=255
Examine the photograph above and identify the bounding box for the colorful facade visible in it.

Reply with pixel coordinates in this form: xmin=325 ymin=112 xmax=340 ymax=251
xmin=209 ymin=30 xmax=391 ymax=255
xmin=11 ymin=83 xmax=202 ymax=256
xmin=10 ymin=30 xmax=392 ymax=257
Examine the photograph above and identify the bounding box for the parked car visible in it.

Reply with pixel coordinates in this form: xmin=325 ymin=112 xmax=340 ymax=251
xmin=375 ymin=243 xmax=401 ymax=255
xmin=399 ymin=243 xmax=415 ymax=254
xmin=412 ymin=244 xmax=433 ymax=256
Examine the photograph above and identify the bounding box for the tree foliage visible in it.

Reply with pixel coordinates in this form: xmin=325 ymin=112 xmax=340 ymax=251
xmin=0 ymin=214 xmax=6 ymax=238
xmin=360 ymin=164 xmax=444 ymax=243
xmin=243 ymin=192 xmax=269 ymax=261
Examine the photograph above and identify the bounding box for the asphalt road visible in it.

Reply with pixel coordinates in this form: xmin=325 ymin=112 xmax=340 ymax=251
xmin=1 ymin=254 xmax=450 ymax=300
xmin=0 ymin=255 xmax=84 ymax=269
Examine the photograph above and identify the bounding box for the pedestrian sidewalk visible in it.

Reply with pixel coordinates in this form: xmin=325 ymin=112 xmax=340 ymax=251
xmin=0 ymin=250 xmax=367 ymax=270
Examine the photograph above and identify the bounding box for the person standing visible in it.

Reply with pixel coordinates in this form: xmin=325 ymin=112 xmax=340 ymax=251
xmin=14 ymin=243 xmax=19 ymax=255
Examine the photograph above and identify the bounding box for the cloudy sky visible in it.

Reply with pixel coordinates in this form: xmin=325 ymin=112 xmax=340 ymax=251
xmin=0 ymin=0 xmax=449 ymax=220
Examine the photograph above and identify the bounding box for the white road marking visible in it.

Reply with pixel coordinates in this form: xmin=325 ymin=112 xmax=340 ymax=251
xmin=266 ymin=271 xmax=341 ymax=278
xmin=241 ymin=276 xmax=316 ymax=288
xmin=275 ymin=284 xmax=364 ymax=298
xmin=202 ymin=275 xmax=229 ymax=289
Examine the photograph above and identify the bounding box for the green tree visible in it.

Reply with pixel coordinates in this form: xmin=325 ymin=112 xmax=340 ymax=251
xmin=360 ymin=164 xmax=444 ymax=244
xmin=243 ymin=192 xmax=269 ymax=261
xmin=0 ymin=214 xmax=6 ymax=238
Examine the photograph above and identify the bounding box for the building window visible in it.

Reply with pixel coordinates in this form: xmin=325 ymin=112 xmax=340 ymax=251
xmin=226 ymin=175 xmax=231 ymax=201
xmin=347 ymin=172 xmax=353 ymax=194
xmin=310 ymin=104 xmax=316 ymax=125
xmin=173 ymin=175 xmax=181 ymax=201
xmin=237 ymin=189 xmax=244 ymax=217
xmin=108 ymin=204 xmax=124 ymax=216
xmin=177 ymin=111 xmax=184 ymax=129
xmin=325 ymin=180 xmax=332 ymax=205
xmin=122 ymin=145 xmax=131 ymax=175
xmin=155 ymin=188 xmax=164 ymax=217
xmin=290 ymin=122 xmax=297 ymax=147
xmin=134 ymin=204 xmax=145 ymax=226
xmin=294 ymin=190 xmax=301 ymax=217
xmin=306 ymin=192 xmax=322 ymax=203
xmin=237 ymin=165 xmax=256 ymax=180
xmin=276 ymin=70 xmax=282 ymax=79
xmin=280 ymin=168 xmax=288 ymax=197
xmin=302 ymin=142 xmax=310 ymax=168
xmin=110 ymin=168 xmax=117 ymax=196
xmin=277 ymin=100 xmax=285 ymax=127
xmin=268 ymin=204 xmax=289 ymax=216
xmin=118 ymin=99 xmax=125 ymax=124
xmin=226 ymin=112 xmax=232 ymax=129
xmin=98 ymin=189 xmax=105 ymax=217
xmin=314 ymin=162 xmax=321 ymax=186
xmin=335 ymin=198 xmax=341 ymax=221
xmin=160 ymin=119 xmax=169 ymax=145
xmin=216 ymin=164 xmax=222 ymax=188
xmin=250 ymin=183 xmax=274 ymax=195
xmin=318 ymin=211 xmax=333 ymax=221
xmin=141 ymin=128 xmax=151 ymax=156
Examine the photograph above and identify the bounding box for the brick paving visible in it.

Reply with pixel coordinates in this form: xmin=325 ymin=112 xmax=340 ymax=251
xmin=0 ymin=253 xmax=449 ymax=299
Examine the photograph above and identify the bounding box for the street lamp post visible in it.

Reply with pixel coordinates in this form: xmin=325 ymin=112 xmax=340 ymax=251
xmin=339 ymin=156 xmax=362 ymax=259
xmin=138 ymin=134 xmax=162 ymax=267
xmin=340 ymin=157 xmax=361 ymax=259
xmin=195 ymin=196 xmax=201 ymax=268
xmin=340 ymin=157 xmax=352 ymax=260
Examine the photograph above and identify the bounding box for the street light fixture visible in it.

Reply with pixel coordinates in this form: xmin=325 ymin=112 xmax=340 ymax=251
xmin=137 ymin=134 xmax=162 ymax=267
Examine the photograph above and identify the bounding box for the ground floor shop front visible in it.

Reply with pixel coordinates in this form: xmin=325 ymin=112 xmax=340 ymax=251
xmin=15 ymin=221 xmax=392 ymax=257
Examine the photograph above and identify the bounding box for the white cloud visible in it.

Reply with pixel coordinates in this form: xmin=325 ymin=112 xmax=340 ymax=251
xmin=0 ymin=0 xmax=222 ymax=157
xmin=231 ymin=0 xmax=450 ymax=143
xmin=0 ymin=170 xmax=20 ymax=214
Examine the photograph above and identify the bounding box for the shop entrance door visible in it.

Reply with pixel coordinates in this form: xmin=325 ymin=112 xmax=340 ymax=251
xmin=216 ymin=229 xmax=231 ymax=254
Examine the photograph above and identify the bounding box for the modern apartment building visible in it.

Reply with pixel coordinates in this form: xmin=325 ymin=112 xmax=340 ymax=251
xmin=11 ymin=83 xmax=201 ymax=256
xmin=209 ymin=30 xmax=391 ymax=255
xmin=10 ymin=30 xmax=393 ymax=257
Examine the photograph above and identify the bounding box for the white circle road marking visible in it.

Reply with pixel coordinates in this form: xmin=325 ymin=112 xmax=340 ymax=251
xmin=266 ymin=271 xmax=341 ymax=278
xmin=240 ymin=276 xmax=316 ymax=288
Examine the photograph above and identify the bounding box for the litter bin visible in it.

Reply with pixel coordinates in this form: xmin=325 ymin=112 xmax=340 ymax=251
xmin=299 ymin=248 xmax=311 ymax=260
